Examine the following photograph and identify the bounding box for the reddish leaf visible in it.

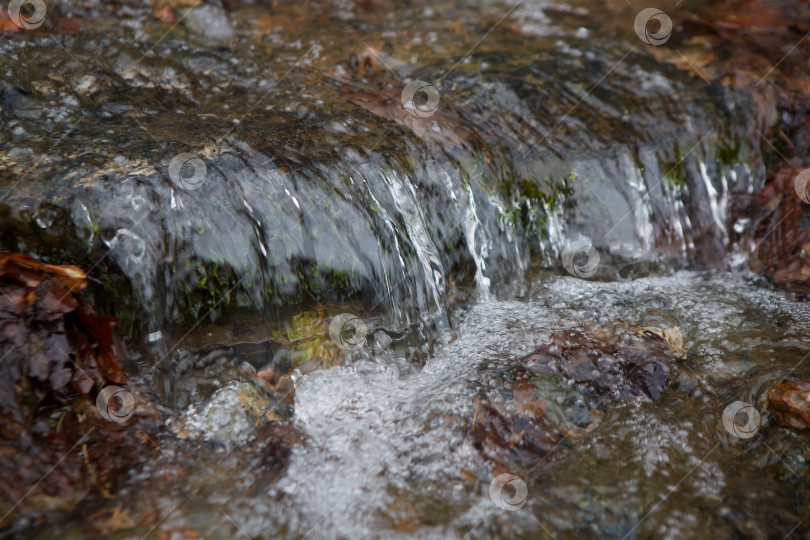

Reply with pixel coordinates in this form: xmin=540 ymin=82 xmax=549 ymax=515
xmin=77 ymin=312 xmax=117 ymax=350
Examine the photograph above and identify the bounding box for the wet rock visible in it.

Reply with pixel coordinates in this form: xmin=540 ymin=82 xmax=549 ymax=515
xmin=767 ymin=380 xmax=810 ymax=430
xmin=0 ymin=0 xmax=759 ymax=335
xmin=169 ymin=380 xmax=292 ymax=448
xmin=181 ymin=6 xmax=234 ymax=45
xmin=469 ymin=323 xmax=677 ymax=471
xmin=751 ymin=168 xmax=810 ymax=288
xmin=523 ymin=325 xmax=674 ymax=399
xmin=657 ymin=0 xmax=810 ymax=290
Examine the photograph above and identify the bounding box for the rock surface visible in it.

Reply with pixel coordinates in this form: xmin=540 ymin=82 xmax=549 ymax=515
xmin=767 ymin=380 xmax=810 ymax=431
xmin=0 ymin=0 xmax=759 ymax=336
xmin=470 ymin=323 xmax=676 ymax=471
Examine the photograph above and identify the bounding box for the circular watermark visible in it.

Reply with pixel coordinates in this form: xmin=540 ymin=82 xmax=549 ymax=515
xmin=562 ymin=240 xmax=600 ymax=278
xmin=793 ymin=168 xmax=810 ymax=204
xmin=96 ymin=385 xmax=135 ymax=423
xmin=8 ymin=0 xmax=46 ymax=30
xmin=722 ymin=400 xmax=761 ymax=440
xmin=168 ymin=152 xmax=207 ymax=191
xmin=328 ymin=313 xmax=368 ymax=351
xmin=489 ymin=473 xmax=528 ymax=511
xmin=401 ymin=80 xmax=440 ymax=118
xmin=634 ymin=8 xmax=673 ymax=46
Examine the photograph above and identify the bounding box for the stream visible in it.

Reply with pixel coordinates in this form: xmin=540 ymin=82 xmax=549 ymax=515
xmin=1 ymin=0 xmax=810 ymax=537
xmin=131 ymin=272 xmax=810 ymax=539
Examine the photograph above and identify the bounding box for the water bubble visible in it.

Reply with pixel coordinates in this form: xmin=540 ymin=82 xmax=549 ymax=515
xmin=131 ymin=194 xmax=152 ymax=212
xmin=636 ymin=293 xmax=682 ymax=329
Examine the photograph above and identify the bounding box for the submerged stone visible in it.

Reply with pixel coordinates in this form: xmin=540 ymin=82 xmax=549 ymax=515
xmin=169 ymin=380 xmax=292 ymax=448
xmin=469 ymin=322 xmax=677 ymax=471
xmin=767 ymin=380 xmax=810 ymax=431
xmin=181 ymin=6 xmax=234 ymax=45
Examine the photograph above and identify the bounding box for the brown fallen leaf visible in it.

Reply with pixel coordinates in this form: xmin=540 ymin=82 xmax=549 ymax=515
xmin=88 ymin=507 xmax=136 ymax=535
xmin=643 ymin=325 xmax=686 ymax=359
xmin=341 ymin=86 xmax=471 ymax=152
xmin=0 ymin=252 xmax=155 ymax=525
xmin=0 ymin=252 xmax=87 ymax=292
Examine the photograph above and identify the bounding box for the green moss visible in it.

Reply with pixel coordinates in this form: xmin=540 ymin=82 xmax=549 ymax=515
xmin=717 ymin=138 xmax=742 ymax=166
xmin=498 ymin=172 xmax=573 ymax=235
xmin=762 ymin=133 xmax=790 ymax=168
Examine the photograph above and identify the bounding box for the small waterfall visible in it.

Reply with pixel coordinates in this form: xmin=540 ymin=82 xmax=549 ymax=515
xmin=699 ymin=160 xmax=729 ymax=244
xmin=463 ymin=183 xmax=492 ymax=300
xmin=0 ymin=21 xmax=763 ymax=337
xmin=379 ymin=170 xmax=446 ymax=321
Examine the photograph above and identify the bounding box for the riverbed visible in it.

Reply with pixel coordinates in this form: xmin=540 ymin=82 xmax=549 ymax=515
xmin=2 ymin=0 xmax=810 ymax=538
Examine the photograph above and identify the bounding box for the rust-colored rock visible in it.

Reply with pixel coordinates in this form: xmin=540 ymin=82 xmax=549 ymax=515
xmin=767 ymin=380 xmax=810 ymax=430
xmin=750 ymin=169 xmax=810 ymax=287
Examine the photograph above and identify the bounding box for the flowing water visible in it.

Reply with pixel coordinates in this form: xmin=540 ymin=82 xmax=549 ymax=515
xmin=0 ymin=0 xmax=758 ymax=333
xmin=1 ymin=0 xmax=808 ymax=537
xmin=34 ymin=271 xmax=810 ymax=539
